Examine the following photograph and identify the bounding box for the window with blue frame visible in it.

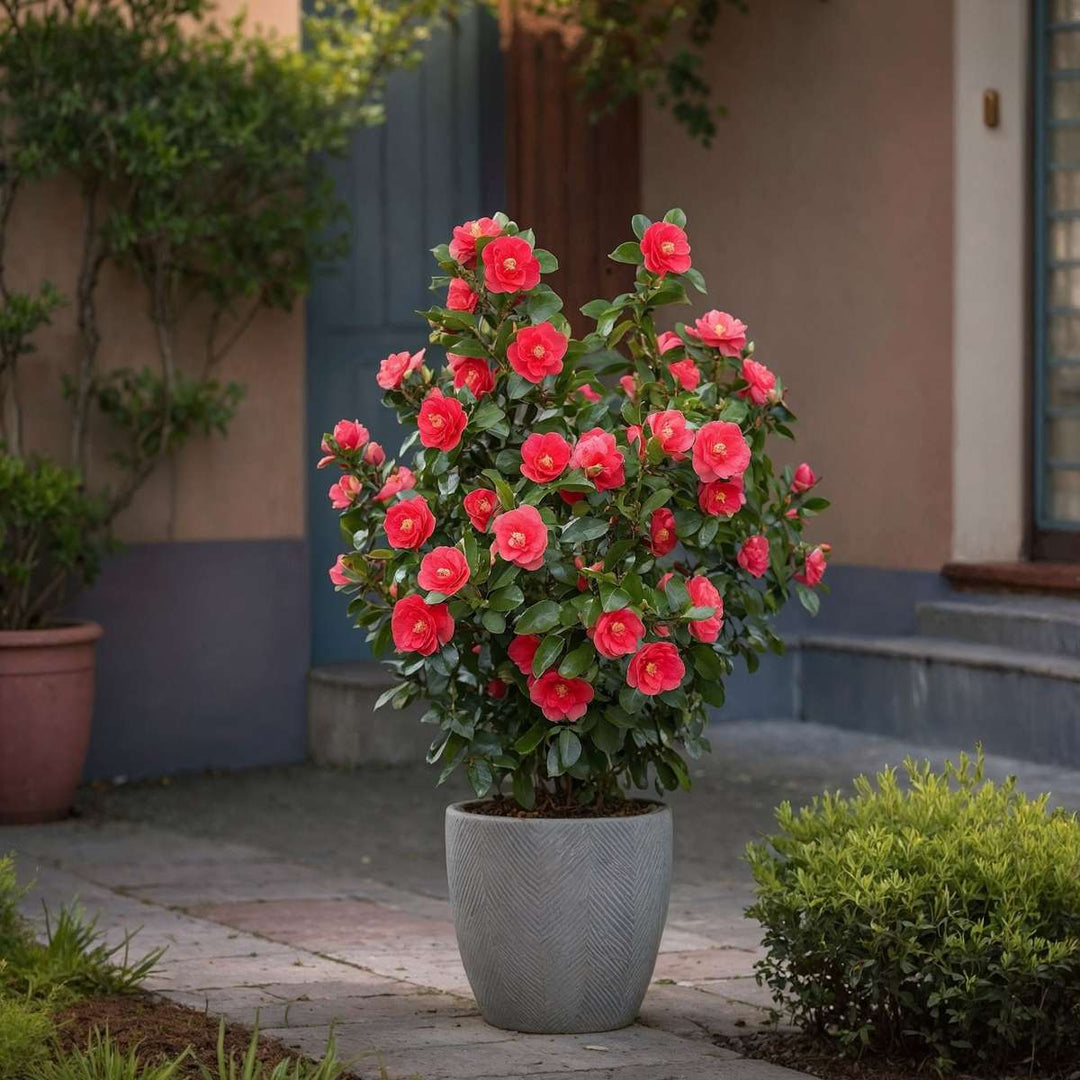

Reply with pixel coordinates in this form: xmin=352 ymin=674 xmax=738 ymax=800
xmin=1035 ymin=0 xmax=1080 ymax=530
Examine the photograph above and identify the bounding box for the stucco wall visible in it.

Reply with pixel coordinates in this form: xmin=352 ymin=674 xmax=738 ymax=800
xmin=643 ymin=0 xmax=955 ymax=571
xmin=10 ymin=0 xmax=304 ymax=543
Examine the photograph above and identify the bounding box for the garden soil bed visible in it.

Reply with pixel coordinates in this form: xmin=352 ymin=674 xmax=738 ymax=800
xmin=462 ymin=795 xmax=660 ymax=818
xmin=714 ymin=1031 xmax=1080 ymax=1080
xmin=54 ymin=994 xmax=357 ymax=1078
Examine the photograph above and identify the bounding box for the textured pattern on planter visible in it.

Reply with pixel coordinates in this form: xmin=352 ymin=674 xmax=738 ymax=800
xmin=445 ymin=802 xmax=672 ymax=1034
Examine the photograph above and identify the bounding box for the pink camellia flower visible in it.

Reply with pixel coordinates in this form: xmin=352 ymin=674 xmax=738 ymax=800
xmin=791 ymin=462 xmax=818 ymax=493
xmin=692 ymin=421 xmax=751 ymax=482
xmin=687 ymin=577 xmax=724 ymax=643
xmin=795 ymin=545 xmax=829 ymax=587
xmin=619 ymin=375 xmax=636 ymax=399
xmin=507 ymin=322 xmax=568 ymax=383
xmin=482 ymin=235 xmax=541 ymax=294
xmin=328 ymin=555 xmax=351 ymax=586
xmin=391 ymin=594 xmax=454 ymax=656
xmin=570 ymin=428 xmax=625 ymax=492
xmin=317 ymin=443 xmax=335 ymax=470
xmin=649 ymin=508 xmax=677 ymax=556
xmin=376 ymin=348 xmax=425 ymax=390
xmin=384 ymin=495 xmax=436 ymax=550
xmin=417 ymin=388 xmax=468 ymax=451
xmin=627 ymin=642 xmax=685 ymax=696
xmin=668 ymin=358 xmax=701 ymax=391
xmin=657 ymin=330 xmax=682 ymax=354
xmin=520 ymin=432 xmax=572 ymax=484
xmin=492 ymin=504 xmax=548 ymax=570
xmin=417 ymin=546 xmax=471 ymax=596
xmin=685 ymin=311 xmax=748 ymax=357
xmin=739 ymin=358 xmax=776 ymax=406
xmin=646 ymin=410 xmax=695 ymax=458
xmin=446 ymin=277 xmax=479 ymax=312
xmin=451 ymin=357 xmax=496 ymax=399
xmin=640 ymin=221 xmax=692 ymax=277
xmin=364 ymin=442 xmax=386 ymax=466
xmin=577 ymin=383 xmax=602 ymax=403
xmin=328 ymin=474 xmax=362 ymax=509
xmin=449 ymin=216 xmax=502 ymax=267
xmin=698 ymin=478 xmax=746 ymax=518
xmin=333 ymin=419 xmax=369 ymax=451
xmin=626 ymin=425 xmax=647 ymax=460
xmin=463 ymin=488 xmax=497 ymax=531
xmin=487 ymin=679 xmax=508 ymax=699
xmin=589 ymin=608 xmax=645 ymax=659
xmin=374 ymin=466 xmax=415 ymax=503
xmin=657 ymin=572 xmax=673 ymax=590
xmin=530 ymin=670 xmax=594 ymax=723
xmin=508 ymin=634 xmax=540 ymax=676
xmin=738 ymin=535 xmax=770 ymax=578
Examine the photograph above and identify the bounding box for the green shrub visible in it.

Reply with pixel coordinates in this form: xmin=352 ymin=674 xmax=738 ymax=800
xmin=746 ymin=751 xmax=1080 ymax=1073
xmin=0 ymin=992 xmax=54 ymax=1079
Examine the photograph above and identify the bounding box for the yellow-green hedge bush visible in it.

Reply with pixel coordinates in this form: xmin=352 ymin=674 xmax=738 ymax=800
xmin=746 ymin=751 xmax=1080 ymax=1073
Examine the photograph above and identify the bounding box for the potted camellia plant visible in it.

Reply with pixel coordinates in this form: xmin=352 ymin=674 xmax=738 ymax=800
xmin=320 ymin=209 xmax=830 ymax=1034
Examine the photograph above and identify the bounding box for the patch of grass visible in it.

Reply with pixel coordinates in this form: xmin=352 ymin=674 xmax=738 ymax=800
xmin=28 ymin=1028 xmax=191 ymax=1080
xmin=0 ymin=990 xmax=54 ymax=1080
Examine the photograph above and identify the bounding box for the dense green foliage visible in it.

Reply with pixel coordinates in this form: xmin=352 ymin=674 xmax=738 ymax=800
xmin=746 ymin=752 xmax=1080 ymax=1073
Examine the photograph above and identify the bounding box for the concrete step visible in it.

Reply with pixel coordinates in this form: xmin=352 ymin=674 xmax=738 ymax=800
xmin=917 ymin=595 xmax=1080 ymax=657
xmin=800 ymin=634 xmax=1080 ymax=767
xmin=308 ymin=661 xmax=433 ymax=766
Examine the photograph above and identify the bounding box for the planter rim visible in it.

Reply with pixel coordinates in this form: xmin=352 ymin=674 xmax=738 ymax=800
xmin=0 ymin=620 xmax=103 ymax=649
xmin=446 ymin=799 xmax=670 ymax=826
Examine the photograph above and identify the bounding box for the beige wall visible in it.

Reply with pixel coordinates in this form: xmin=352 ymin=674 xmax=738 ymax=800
xmin=643 ymin=0 xmax=955 ymax=571
xmin=11 ymin=0 xmax=304 ymax=543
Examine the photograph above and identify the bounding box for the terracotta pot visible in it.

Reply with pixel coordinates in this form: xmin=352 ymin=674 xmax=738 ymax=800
xmin=0 ymin=621 xmax=102 ymax=824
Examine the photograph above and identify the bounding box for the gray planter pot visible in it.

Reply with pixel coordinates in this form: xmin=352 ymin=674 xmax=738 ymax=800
xmin=445 ymin=801 xmax=673 ymax=1033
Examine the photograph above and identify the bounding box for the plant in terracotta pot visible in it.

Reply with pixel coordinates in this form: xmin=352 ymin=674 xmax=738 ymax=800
xmin=320 ymin=209 xmax=831 ymax=1033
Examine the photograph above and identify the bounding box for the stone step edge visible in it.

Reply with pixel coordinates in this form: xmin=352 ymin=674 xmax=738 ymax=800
xmin=799 ymin=633 xmax=1080 ymax=684
xmin=916 ymin=598 xmax=1080 ymax=626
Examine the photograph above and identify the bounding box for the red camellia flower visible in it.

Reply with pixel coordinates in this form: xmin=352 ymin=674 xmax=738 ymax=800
xmin=451 ymin=356 xmax=496 ymax=399
xmin=649 ymin=508 xmax=677 ymax=555
xmin=417 ymin=388 xmax=468 ymax=451
xmin=530 ymin=670 xmax=594 ymax=723
xmin=640 ymin=221 xmax=692 ymax=277
xmin=570 ymin=428 xmax=625 ymax=492
xmin=376 ymin=348 xmax=425 ymax=390
xmin=446 ymin=277 xmax=479 ymax=312
xmin=449 ymin=216 xmax=502 ymax=267
xmin=317 ymin=437 xmax=335 ymax=469
xmin=795 ymin=545 xmax=829 ymax=587
xmin=374 ymin=465 xmax=415 ymax=503
xmin=685 ymin=311 xmax=748 ymax=357
xmin=328 ymin=474 xmax=362 ymax=509
xmin=791 ymin=462 xmax=817 ymax=493
xmin=486 ymin=679 xmax=508 ymax=699
xmin=668 ymin=358 xmax=701 ymax=391
xmin=482 ymin=235 xmax=541 ymax=294
xmin=391 ymin=594 xmax=454 ymax=656
xmin=492 ymin=504 xmax=548 ymax=570
xmin=574 ymin=555 xmax=602 ymax=590
xmin=589 ymin=608 xmax=645 ymax=659
xmin=463 ymin=488 xmax=497 ymax=531
xmin=698 ymin=478 xmax=746 ymax=518
xmin=646 ymin=410 xmax=695 ymax=458
xmin=740 ymin=358 xmax=776 ymax=406
xmin=626 ymin=425 xmax=647 ymax=460
xmin=619 ymin=375 xmax=636 ymax=399
xmin=328 ymin=555 xmax=350 ymax=586
xmin=687 ymin=577 xmax=724 ymax=643
xmin=508 ymin=633 xmax=541 ymax=676
xmin=657 ymin=331 xmax=682 ymax=354
xmin=333 ymin=419 xmax=369 ymax=451
xmin=692 ymin=421 xmax=751 ymax=482
xmin=737 ymin=535 xmax=770 ymax=578
xmin=384 ymin=495 xmax=436 ymax=550
xmin=506 ymin=322 xmax=567 ymax=382
xmin=520 ymin=432 xmax=571 ymax=484
xmin=559 ymin=489 xmax=585 ymax=505
xmin=417 ymin=546 xmax=471 ymax=596
xmin=626 ymin=642 xmax=685 ymax=696
xmin=577 ymin=383 xmax=602 ymax=403
xmin=364 ymin=442 xmax=386 ymax=466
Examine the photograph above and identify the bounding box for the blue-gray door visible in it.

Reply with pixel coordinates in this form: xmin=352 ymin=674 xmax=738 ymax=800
xmin=307 ymin=11 xmax=504 ymax=665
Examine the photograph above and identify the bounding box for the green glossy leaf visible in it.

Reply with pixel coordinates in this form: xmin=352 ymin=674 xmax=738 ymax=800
xmin=559 ymin=642 xmax=595 ymax=677
xmin=558 ymin=729 xmax=582 ymax=768
xmin=532 ymin=634 xmax=563 ymax=677
xmin=488 ymin=584 xmax=525 ymax=611
xmin=515 ymin=720 xmax=550 ymax=754
xmin=534 ymin=249 xmax=559 ymax=273
xmin=515 ymin=600 xmax=562 ymax=634
xmin=482 ymin=609 xmax=506 ymax=633
xmin=609 ymin=241 xmax=644 ymax=265
xmin=631 ymin=214 xmax=652 ymax=240
xmin=561 ymin=516 xmax=608 ymax=544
